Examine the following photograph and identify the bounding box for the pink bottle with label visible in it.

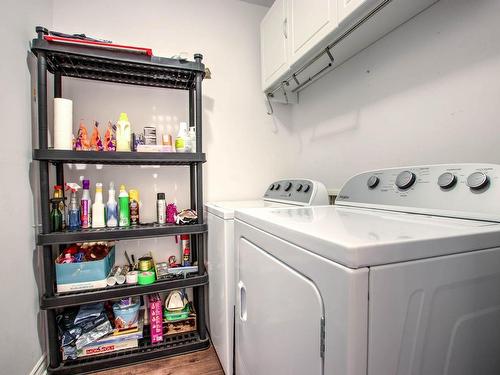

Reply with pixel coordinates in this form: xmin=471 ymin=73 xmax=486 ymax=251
xmin=80 ymin=179 xmax=92 ymax=228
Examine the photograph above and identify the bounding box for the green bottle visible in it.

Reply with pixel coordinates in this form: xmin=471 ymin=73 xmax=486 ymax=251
xmin=119 ymin=184 xmax=130 ymax=227
xmin=50 ymin=201 xmax=63 ymax=232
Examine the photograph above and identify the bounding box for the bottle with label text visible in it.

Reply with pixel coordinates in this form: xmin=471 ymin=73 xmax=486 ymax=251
xmin=175 ymin=122 xmax=189 ymax=152
xmin=129 ymin=189 xmax=140 ymax=225
xmin=119 ymin=185 xmax=130 ymax=227
xmin=81 ymin=179 xmax=92 ymax=228
xmin=157 ymin=193 xmax=166 ymax=224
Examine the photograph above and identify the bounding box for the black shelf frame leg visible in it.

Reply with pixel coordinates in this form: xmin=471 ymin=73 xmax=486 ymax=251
xmin=37 ymin=30 xmax=62 ymax=369
xmin=193 ymin=54 xmax=206 ymax=341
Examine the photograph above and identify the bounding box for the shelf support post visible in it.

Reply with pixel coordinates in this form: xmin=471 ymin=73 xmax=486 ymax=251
xmin=36 ymin=25 xmax=61 ymax=369
xmin=194 ymin=53 xmax=207 ymax=341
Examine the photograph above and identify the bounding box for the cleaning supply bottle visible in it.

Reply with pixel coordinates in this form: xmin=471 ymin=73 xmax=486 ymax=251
xmin=81 ymin=179 xmax=92 ymax=228
xmin=175 ymin=122 xmax=189 ymax=152
xmin=119 ymin=185 xmax=130 ymax=227
xmin=50 ymin=200 xmax=62 ymax=232
xmin=157 ymin=193 xmax=166 ymax=224
xmin=65 ymin=183 xmax=81 ymax=231
xmin=188 ymin=127 xmax=196 ymax=153
xmin=53 ymin=185 xmax=66 ymax=229
xmin=116 ymin=112 xmax=131 ymax=151
xmin=129 ymin=189 xmax=140 ymax=225
xmin=106 ymin=182 xmax=118 ymax=227
xmin=92 ymin=182 xmax=105 ymax=228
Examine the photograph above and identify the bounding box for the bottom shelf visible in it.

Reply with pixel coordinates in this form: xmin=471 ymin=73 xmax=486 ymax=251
xmin=47 ymin=331 xmax=210 ymax=375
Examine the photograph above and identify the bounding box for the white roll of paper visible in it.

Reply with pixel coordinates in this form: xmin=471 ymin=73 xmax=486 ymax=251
xmin=54 ymin=98 xmax=73 ymax=150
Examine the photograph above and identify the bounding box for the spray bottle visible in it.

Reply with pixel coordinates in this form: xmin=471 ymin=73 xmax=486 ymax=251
xmin=81 ymin=179 xmax=92 ymax=228
xmin=65 ymin=183 xmax=81 ymax=231
xmin=106 ymin=182 xmax=118 ymax=227
xmin=92 ymin=182 xmax=105 ymax=228
xmin=119 ymin=185 xmax=130 ymax=227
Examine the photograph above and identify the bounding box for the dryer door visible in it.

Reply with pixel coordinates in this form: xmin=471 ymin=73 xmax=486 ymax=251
xmin=236 ymin=238 xmax=324 ymax=375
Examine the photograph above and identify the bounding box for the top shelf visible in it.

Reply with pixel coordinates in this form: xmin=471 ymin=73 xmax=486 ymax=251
xmin=31 ymin=38 xmax=205 ymax=90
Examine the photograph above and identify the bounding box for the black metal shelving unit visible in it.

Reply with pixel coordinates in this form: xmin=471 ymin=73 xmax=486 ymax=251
xmin=31 ymin=26 xmax=209 ymax=374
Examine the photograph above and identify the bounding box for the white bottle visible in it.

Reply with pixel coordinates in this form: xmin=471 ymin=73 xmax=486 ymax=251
xmin=106 ymin=182 xmax=118 ymax=227
xmin=188 ymin=127 xmax=196 ymax=153
xmin=92 ymin=183 xmax=105 ymax=228
xmin=175 ymin=122 xmax=189 ymax=153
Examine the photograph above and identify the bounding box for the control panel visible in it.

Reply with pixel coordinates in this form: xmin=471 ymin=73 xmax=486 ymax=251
xmin=336 ymin=164 xmax=500 ymax=222
xmin=263 ymin=179 xmax=329 ymax=206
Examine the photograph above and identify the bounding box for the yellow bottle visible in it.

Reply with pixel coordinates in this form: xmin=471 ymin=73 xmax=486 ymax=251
xmin=116 ymin=112 xmax=131 ymax=151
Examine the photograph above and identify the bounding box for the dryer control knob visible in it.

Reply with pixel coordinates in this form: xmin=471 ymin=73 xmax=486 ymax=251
xmin=275 ymin=183 xmax=281 ymax=191
xmin=303 ymin=184 xmax=311 ymax=193
xmin=395 ymin=171 xmax=416 ymax=189
xmin=367 ymin=175 xmax=379 ymax=189
xmin=296 ymin=184 xmax=303 ymax=192
xmin=438 ymin=172 xmax=457 ymax=189
xmin=467 ymin=172 xmax=489 ymax=190
xmin=284 ymin=182 xmax=293 ymax=191
xmin=269 ymin=184 xmax=275 ymax=191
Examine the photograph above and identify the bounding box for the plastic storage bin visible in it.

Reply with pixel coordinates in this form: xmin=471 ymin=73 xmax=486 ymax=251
xmin=55 ymin=246 xmax=115 ymax=293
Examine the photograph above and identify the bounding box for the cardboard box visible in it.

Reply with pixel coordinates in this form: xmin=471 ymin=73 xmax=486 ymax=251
xmin=56 ymin=246 xmax=115 ymax=293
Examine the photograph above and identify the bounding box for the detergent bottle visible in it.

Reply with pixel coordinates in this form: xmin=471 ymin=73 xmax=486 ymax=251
xmin=116 ymin=112 xmax=131 ymax=151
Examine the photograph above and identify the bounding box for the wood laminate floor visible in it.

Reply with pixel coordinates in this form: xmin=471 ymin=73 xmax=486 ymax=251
xmin=93 ymin=345 xmax=224 ymax=375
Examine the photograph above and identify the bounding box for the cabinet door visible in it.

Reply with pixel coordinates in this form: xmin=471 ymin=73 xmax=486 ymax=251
xmin=338 ymin=0 xmax=368 ymax=23
xmin=260 ymin=0 xmax=289 ymax=91
xmin=288 ymin=0 xmax=338 ymax=66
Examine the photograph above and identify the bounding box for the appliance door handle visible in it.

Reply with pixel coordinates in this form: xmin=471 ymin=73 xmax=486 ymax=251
xmin=283 ymin=18 xmax=288 ymax=39
xmin=238 ymin=281 xmax=247 ymax=322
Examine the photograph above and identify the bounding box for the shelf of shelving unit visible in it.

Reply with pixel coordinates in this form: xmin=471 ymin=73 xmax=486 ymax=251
xmin=32 ymin=25 xmax=208 ymax=373
xmin=31 ymin=37 xmax=205 ymax=89
xmin=37 ymin=223 xmax=208 ymax=245
xmin=33 ymin=149 xmax=206 ymax=165
xmin=48 ymin=331 xmax=210 ymax=375
xmin=41 ymin=273 xmax=209 ymax=309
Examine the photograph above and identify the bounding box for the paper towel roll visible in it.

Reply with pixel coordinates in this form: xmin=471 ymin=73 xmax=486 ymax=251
xmin=54 ymin=98 xmax=73 ymax=150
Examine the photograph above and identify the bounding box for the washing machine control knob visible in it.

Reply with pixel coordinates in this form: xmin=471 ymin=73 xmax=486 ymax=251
xmin=367 ymin=175 xmax=379 ymax=189
xmin=269 ymin=184 xmax=275 ymax=191
xmin=395 ymin=171 xmax=416 ymax=190
xmin=296 ymin=184 xmax=303 ymax=192
xmin=437 ymin=172 xmax=457 ymax=189
xmin=303 ymin=184 xmax=311 ymax=193
xmin=467 ymin=172 xmax=489 ymax=190
xmin=275 ymin=183 xmax=281 ymax=191
xmin=284 ymin=182 xmax=293 ymax=191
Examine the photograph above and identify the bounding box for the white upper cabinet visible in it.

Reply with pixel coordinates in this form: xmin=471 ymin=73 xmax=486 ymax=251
xmin=338 ymin=0 xmax=368 ymax=23
xmin=260 ymin=0 xmax=289 ymax=91
xmin=288 ymin=0 xmax=338 ymax=66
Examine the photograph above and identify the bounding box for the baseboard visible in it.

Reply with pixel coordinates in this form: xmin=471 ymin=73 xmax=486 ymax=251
xmin=29 ymin=354 xmax=47 ymax=375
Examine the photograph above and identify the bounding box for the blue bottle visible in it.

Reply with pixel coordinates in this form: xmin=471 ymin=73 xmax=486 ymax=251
xmin=66 ymin=183 xmax=81 ymax=231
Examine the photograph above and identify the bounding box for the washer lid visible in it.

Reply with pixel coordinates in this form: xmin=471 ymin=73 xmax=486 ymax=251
xmin=205 ymin=200 xmax=291 ymax=220
xmin=235 ymin=205 xmax=500 ymax=268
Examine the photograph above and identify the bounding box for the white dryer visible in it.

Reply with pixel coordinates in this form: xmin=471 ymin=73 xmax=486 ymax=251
xmin=234 ymin=164 xmax=500 ymax=375
xmin=205 ymin=179 xmax=328 ymax=375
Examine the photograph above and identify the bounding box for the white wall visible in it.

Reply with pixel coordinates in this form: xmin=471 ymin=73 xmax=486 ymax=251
xmin=52 ymin=0 xmax=297 ymax=203
xmin=0 ymin=1 xmax=52 ymax=374
xmin=287 ymin=0 xmax=500 ymax=190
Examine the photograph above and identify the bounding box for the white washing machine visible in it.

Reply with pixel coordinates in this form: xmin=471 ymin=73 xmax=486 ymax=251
xmin=234 ymin=164 xmax=500 ymax=375
xmin=205 ymin=179 xmax=329 ymax=375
